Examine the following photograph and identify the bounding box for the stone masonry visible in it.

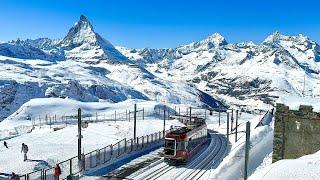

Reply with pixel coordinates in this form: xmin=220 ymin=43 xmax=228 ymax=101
xmin=273 ymin=103 xmax=320 ymax=163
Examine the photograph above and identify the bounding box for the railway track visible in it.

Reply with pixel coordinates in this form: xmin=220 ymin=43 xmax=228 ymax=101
xmin=127 ymin=131 xmax=228 ymax=180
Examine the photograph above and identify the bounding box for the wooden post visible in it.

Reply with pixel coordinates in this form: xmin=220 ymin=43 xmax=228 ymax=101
xmin=129 ymin=111 xmax=131 ymax=122
xmin=231 ymin=109 xmax=234 ymax=131
xmin=227 ymin=112 xmax=229 ymax=141
xmin=126 ymin=109 xmax=128 ymax=121
xmin=235 ymin=110 xmax=239 ymax=142
xmin=205 ymin=109 xmax=207 ymax=121
xmin=244 ymin=121 xmax=251 ymax=180
xmin=163 ymin=105 xmax=166 ymax=136
xmin=134 ymin=104 xmax=137 ymax=141
xmin=189 ymin=107 xmax=192 ymax=124
xmin=115 ymin=110 xmax=116 ymax=122
xmin=143 ymin=108 xmax=145 ymax=120
xmin=219 ymin=111 xmax=221 ymax=126
xmin=78 ymin=108 xmax=82 ymax=161
xmin=96 ymin=112 xmax=98 ymax=122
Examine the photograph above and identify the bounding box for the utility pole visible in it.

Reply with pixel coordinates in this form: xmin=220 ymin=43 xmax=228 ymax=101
xmin=189 ymin=107 xmax=192 ymax=124
xmin=134 ymin=104 xmax=137 ymax=141
xmin=235 ymin=110 xmax=239 ymax=142
xmin=218 ymin=110 xmax=221 ymax=126
xmin=244 ymin=121 xmax=251 ymax=180
xmin=77 ymin=108 xmax=82 ymax=161
xmin=231 ymin=109 xmax=234 ymax=131
xmin=303 ymin=66 xmax=306 ymax=97
xmin=163 ymin=105 xmax=166 ymax=136
xmin=227 ymin=112 xmax=229 ymax=141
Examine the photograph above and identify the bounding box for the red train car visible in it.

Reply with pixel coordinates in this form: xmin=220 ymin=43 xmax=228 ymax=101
xmin=164 ymin=122 xmax=207 ymax=164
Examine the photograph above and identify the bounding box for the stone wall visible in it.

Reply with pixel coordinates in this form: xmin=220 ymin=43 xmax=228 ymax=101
xmin=273 ymin=103 xmax=320 ymax=162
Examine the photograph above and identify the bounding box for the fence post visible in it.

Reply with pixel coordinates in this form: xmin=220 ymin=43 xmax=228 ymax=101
xmin=110 ymin=144 xmax=113 ymax=159
xmin=178 ymin=108 xmax=181 ymax=121
xmin=115 ymin=111 xmax=117 ymax=122
xmin=118 ymin=142 xmax=121 ymax=156
xmin=141 ymin=136 xmax=144 ymax=148
xmin=235 ymin=110 xmax=238 ymax=142
xmin=49 ymin=116 xmax=52 ymax=129
xmin=244 ymin=121 xmax=251 ymax=180
xmin=227 ymin=112 xmax=229 ymax=141
xmin=70 ymin=158 xmax=72 ymax=175
xmin=205 ymin=109 xmax=207 ymax=121
xmin=219 ymin=110 xmax=221 ymax=126
xmin=143 ymin=108 xmax=145 ymax=120
xmin=131 ymin=139 xmax=133 ymax=152
xmin=96 ymin=112 xmax=98 ymax=122
xmin=78 ymin=108 xmax=82 ymax=161
xmin=124 ymin=138 xmax=127 ymax=153
xmin=134 ymin=104 xmax=137 ymax=141
xmin=126 ymin=109 xmax=128 ymax=121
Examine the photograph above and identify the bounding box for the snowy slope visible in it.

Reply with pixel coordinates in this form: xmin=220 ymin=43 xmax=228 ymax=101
xmin=249 ymin=150 xmax=320 ymax=180
xmin=117 ymin=32 xmax=320 ymax=111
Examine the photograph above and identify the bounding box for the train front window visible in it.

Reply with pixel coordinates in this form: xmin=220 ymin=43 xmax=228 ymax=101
xmin=165 ymin=139 xmax=175 ymax=149
xmin=176 ymin=141 xmax=186 ymax=150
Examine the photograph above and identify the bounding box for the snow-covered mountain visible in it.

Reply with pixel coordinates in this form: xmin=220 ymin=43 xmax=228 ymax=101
xmin=0 ymin=15 xmax=224 ymax=120
xmin=117 ymin=32 xmax=320 ymax=110
xmin=1 ymin=14 xmax=320 ymax=121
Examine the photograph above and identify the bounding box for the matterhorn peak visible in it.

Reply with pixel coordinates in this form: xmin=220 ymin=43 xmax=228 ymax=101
xmin=59 ymin=15 xmax=96 ymax=48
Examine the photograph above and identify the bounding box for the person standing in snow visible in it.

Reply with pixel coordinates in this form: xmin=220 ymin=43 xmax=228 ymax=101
xmin=10 ymin=172 xmax=20 ymax=180
xmin=21 ymin=143 xmax=28 ymax=161
xmin=4 ymin=141 xmax=8 ymax=148
xmin=53 ymin=164 xmax=62 ymax=180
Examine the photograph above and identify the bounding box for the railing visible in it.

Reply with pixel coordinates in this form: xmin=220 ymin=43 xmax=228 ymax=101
xmin=20 ymin=130 xmax=165 ymax=180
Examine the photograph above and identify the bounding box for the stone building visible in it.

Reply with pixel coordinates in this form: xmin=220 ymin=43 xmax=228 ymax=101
xmin=273 ymin=103 xmax=320 ymax=162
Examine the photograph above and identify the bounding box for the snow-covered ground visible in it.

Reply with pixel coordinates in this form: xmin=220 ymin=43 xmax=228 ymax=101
xmin=0 ymin=118 xmax=183 ymax=174
xmin=249 ymin=150 xmax=320 ymax=180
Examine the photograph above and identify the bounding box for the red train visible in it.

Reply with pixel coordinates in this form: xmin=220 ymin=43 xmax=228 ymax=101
xmin=164 ymin=122 xmax=207 ymax=164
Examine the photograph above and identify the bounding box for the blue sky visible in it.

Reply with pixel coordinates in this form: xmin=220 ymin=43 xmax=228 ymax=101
xmin=0 ymin=0 xmax=319 ymax=48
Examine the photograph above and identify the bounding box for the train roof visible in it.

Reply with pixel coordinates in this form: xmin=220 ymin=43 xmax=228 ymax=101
xmin=169 ymin=122 xmax=206 ymax=135
xmin=170 ymin=127 xmax=192 ymax=134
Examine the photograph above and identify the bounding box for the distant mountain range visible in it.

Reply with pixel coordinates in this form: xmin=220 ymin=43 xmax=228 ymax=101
xmin=0 ymin=15 xmax=319 ymax=119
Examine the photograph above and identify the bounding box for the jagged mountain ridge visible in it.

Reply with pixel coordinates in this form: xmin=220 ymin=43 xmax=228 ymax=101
xmin=1 ymin=14 xmax=320 ymax=119
xmin=0 ymin=15 xmax=129 ymax=63
xmin=0 ymin=15 xmax=224 ymax=120
xmin=117 ymin=32 xmax=320 ymax=110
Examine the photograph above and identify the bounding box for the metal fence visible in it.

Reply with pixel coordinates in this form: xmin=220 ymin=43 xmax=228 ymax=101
xmin=20 ymin=131 xmax=165 ymax=180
